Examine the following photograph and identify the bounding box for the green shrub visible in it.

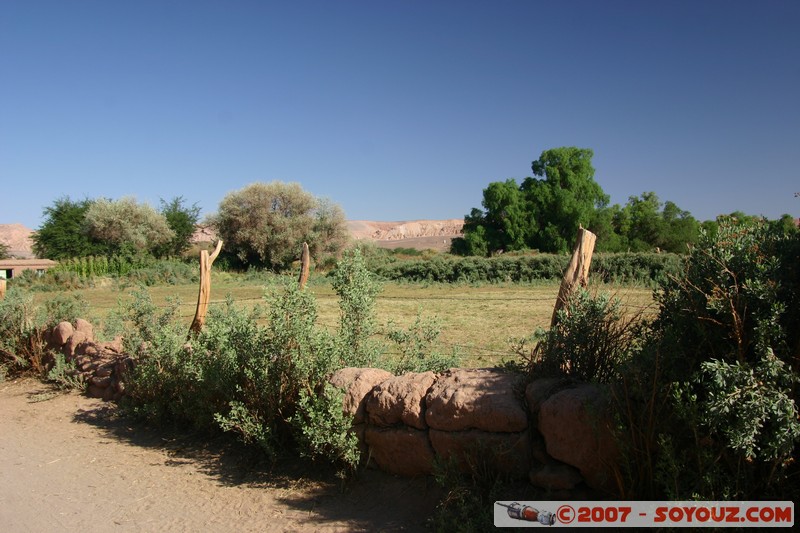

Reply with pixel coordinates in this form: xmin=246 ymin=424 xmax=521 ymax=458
xmin=122 ymin=259 xmax=198 ymax=286
xmin=521 ymin=289 xmax=642 ymax=384
xmin=330 ymin=248 xmax=383 ymax=367
xmin=369 ymin=252 xmax=681 ymax=284
xmin=387 ymin=313 xmax=460 ymax=374
xmin=0 ymin=288 xmax=43 ymax=375
xmin=118 ymin=288 xmax=196 ymax=425
xmin=43 ymin=293 xmax=89 ymax=325
xmin=290 ymin=383 xmax=361 ymax=477
xmin=119 ymin=279 xmax=358 ymax=466
xmin=618 ymin=218 xmax=800 ymax=500
xmin=0 ymin=288 xmax=89 ymax=376
xmin=46 ymin=353 xmax=85 ymax=390
xmin=8 ymin=268 xmax=89 ymax=292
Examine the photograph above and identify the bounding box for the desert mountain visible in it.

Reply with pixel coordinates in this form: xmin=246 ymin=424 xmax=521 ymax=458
xmin=0 ymin=224 xmax=35 ymax=258
xmin=346 ymin=219 xmax=463 ymax=240
xmin=194 ymin=220 xmax=464 ymax=251
xmin=1 ymin=219 xmax=465 ymax=258
xmin=347 ymin=219 xmax=463 ymax=251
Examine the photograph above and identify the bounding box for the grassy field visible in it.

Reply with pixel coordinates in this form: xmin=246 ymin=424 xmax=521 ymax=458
xmin=37 ymin=274 xmax=656 ymax=368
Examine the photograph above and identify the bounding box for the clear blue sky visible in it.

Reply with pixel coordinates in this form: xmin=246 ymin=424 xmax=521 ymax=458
xmin=2 ymin=0 xmax=798 ymax=229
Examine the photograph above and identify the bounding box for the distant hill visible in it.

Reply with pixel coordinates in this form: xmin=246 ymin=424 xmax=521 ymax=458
xmin=0 ymin=224 xmax=35 ymax=259
xmin=193 ymin=220 xmax=465 ymax=252
xmin=1 ymin=219 xmax=465 ymax=259
xmin=347 ymin=219 xmax=464 ymax=251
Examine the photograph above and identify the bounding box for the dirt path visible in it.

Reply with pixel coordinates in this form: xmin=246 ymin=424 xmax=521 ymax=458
xmin=0 ymin=379 xmax=440 ymax=532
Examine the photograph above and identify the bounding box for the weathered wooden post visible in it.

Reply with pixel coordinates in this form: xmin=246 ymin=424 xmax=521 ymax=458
xmin=551 ymin=226 xmax=597 ymax=326
xmin=0 ymin=278 xmax=6 ymax=301
xmin=298 ymin=242 xmax=310 ymax=290
xmin=188 ymin=240 xmax=223 ymax=336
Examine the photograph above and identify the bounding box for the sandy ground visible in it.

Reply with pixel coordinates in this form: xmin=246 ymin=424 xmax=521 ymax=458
xmin=0 ymin=378 xmax=441 ymax=532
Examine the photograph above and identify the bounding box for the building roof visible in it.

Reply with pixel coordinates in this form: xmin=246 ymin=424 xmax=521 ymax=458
xmin=0 ymin=259 xmax=57 ymax=268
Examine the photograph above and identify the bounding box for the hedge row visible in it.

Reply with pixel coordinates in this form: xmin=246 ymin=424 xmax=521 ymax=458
xmin=369 ymin=252 xmax=684 ymax=284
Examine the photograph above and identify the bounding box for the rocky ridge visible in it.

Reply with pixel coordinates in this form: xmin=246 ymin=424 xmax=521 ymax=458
xmin=0 ymin=223 xmax=35 ymax=258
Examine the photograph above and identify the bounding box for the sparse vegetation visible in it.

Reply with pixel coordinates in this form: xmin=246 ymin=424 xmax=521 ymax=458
xmin=3 ymin=212 xmax=795 ymax=510
xmin=116 ymin=253 xmax=420 ymax=472
xmin=518 ymin=288 xmax=643 ymax=384
xmin=0 ymin=288 xmax=89 ymax=379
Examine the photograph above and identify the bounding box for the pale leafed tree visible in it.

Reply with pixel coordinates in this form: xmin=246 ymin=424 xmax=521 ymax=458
xmin=83 ymin=197 xmax=174 ymax=256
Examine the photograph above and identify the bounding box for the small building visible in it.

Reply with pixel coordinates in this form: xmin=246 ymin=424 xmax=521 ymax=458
xmin=0 ymin=259 xmax=57 ymax=279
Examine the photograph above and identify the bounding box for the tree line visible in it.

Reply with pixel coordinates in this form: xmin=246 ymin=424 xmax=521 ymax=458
xmin=452 ymin=146 xmax=797 ymax=256
xmin=32 ymin=182 xmax=349 ymax=271
xmin=30 ymin=151 xmax=797 ymax=269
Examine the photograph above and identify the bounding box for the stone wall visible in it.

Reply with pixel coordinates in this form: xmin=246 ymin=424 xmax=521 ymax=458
xmin=331 ymin=367 xmax=620 ymax=496
xmin=46 ymin=319 xmax=131 ymax=402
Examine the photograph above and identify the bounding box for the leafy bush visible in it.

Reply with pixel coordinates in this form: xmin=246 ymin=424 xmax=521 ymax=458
xmin=0 ymin=288 xmax=43 ymax=375
xmin=593 ymin=252 xmax=684 ymax=284
xmin=290 ymin=383 xmax=361 ymax=476
xmin=211 ymin=181 xmax=348 ymax=270
xmin=618 ymin=218 xmax=800 ymax=499
xmin=387 ymin=313 xmax=460 ymax=374
xmin=330 ymin=248 xmax=382 ymax=367
xmin=119 ymin=276 xmax=361 ymax=466
xmin=43 ymin=293 xmax=89 ymax=325
xmin=13 ymin=255 xmax=198 ymax=292
xmin=118 ymin=288 xmax=195 ymax=424
xmin=9 ymin=268 xmax=89 ymax=292
xmin=0 ymin=288 xmax=89 ymax=377
xmin=121 ymin=259 xmax=197 ymax=286
xmin=46 ymin=353 xmax=85 ymax=390
xmin=519 ymin=289 xmax=642 ymax=384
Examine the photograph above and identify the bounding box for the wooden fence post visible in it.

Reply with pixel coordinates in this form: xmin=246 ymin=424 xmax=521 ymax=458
xmin=0 ymin=279 xmax=6 ymax=301
xmin=298 ymin=242 xmax=310 ymax=290
xmin=551 ymin=226 xmax=597 ymax=326
xmin=189 ymin=240 xmax=223 ymax=336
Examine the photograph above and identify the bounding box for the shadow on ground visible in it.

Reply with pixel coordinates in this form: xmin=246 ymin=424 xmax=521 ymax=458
xmin=72 ymin=401 xmax=444 ymax=531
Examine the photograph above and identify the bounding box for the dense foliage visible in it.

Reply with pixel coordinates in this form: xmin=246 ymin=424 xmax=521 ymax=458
xmin=454 ymin=147 xmax=608 ymax=255
xmin=643 ymin=217 xmax=800 ymax=499
xmin=453 ymin=147 xmax=704 ymax=256
xmin=592 ymin=192 xmax=700 ymax=253
xmin=523 ymin=290 xmax=642 ymax=384
xmin=32 ymin=196 xmax=199 ymax=260
xmin=524 ymin=217 xmax=799 ymax=500
xmin=211 ymin=181 xmax=349 ymax=271
xmin=155 ymin=196 xmax=202 ymax=257
xmin=83 ymin=197 xmax=174 ymax=256
xmin=0 ymin=241 xmax=9 ymax=259
xmin=32 ymin=197 xmax=106 ymax=259
xmin=366 ymin=251 xmax=682 ymax=285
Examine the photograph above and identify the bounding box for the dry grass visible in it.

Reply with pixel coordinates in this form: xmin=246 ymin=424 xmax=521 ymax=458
xmin=34 ymin=276 xmax=655 ymax=368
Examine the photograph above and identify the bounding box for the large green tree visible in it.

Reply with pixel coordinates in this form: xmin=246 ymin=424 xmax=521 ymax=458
xmin=453 ymin=149 xmax=707 ymax=256
xmin=156 ymin=196 xmax=201 ymax=257
xmin=211 ymin=181 xmax=349 ymax=270
xmin=524 ymin=147 xmax=609 ymax=252
xmin=620 ymin=192 xmax=700 ymax=253
xmin=0 ymin=241 xmax=9 ymax=260
xmin=453 ymin=147 xmax=608 ymax=255
xmin=32 ymin=197 xmax=105 ymax=259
